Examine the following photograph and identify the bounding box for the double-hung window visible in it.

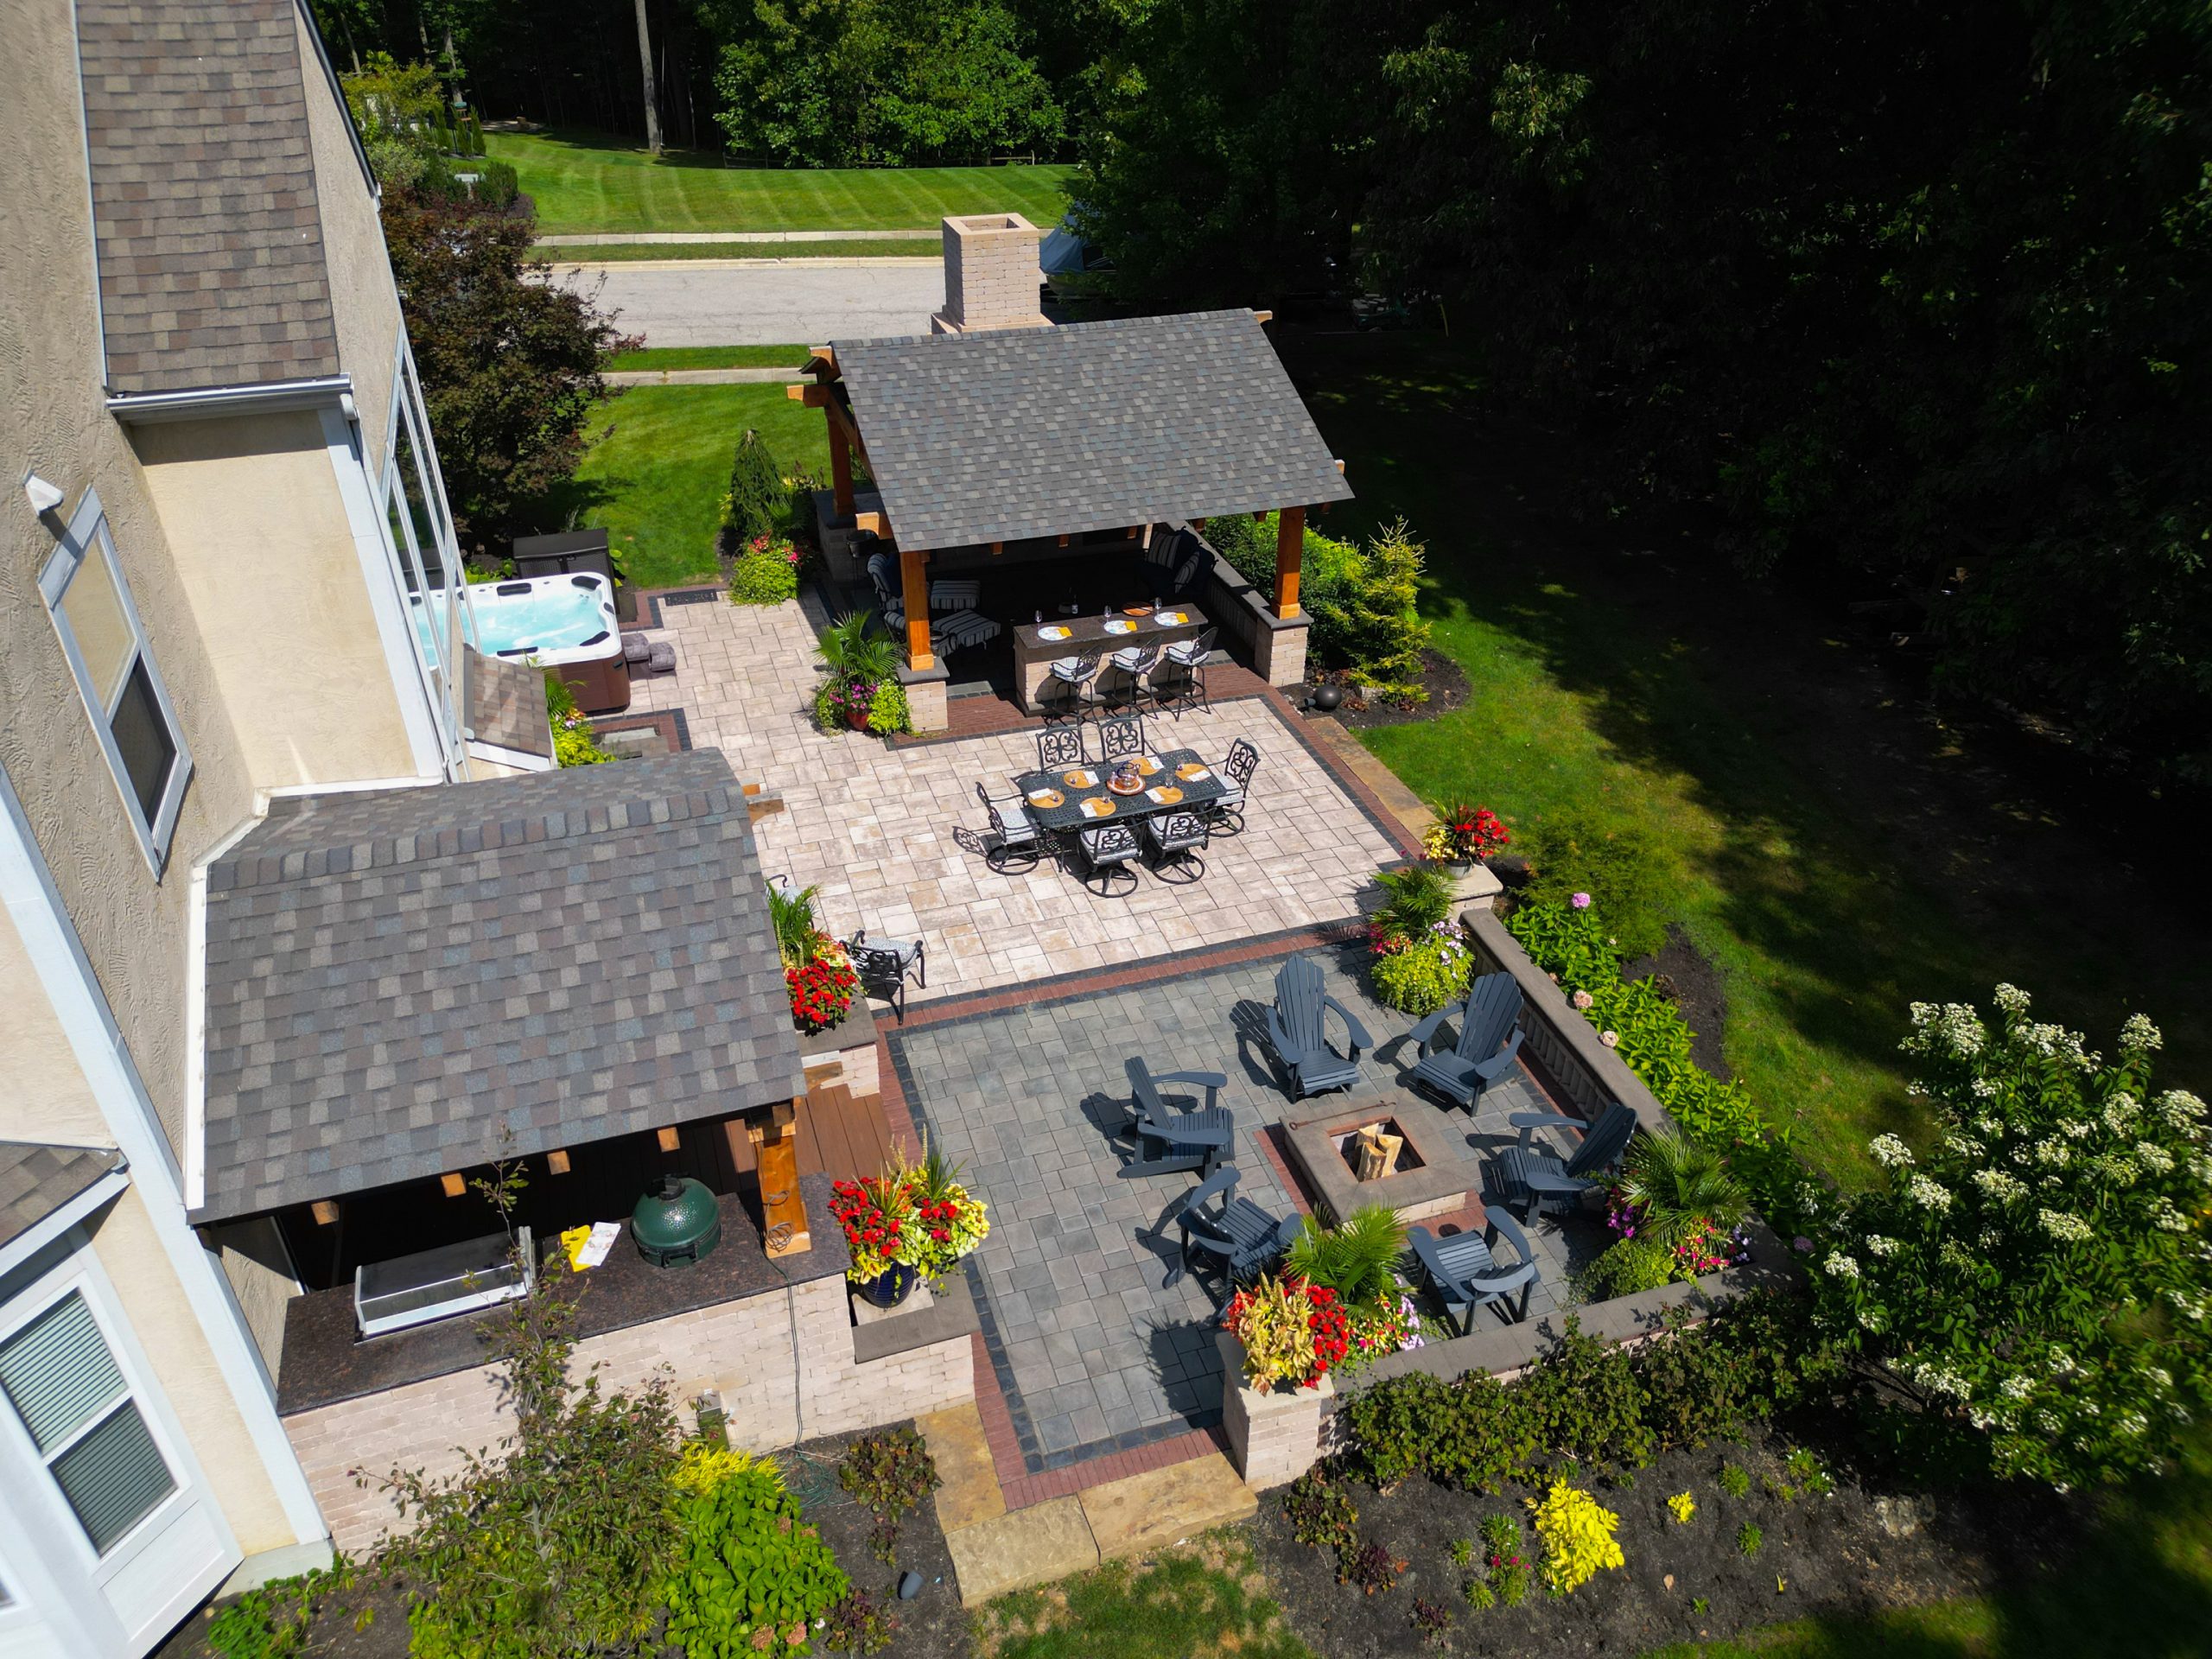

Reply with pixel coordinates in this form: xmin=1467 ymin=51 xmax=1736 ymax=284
xmin=39 ymin=490 xmax=192 ymax=872
xmin=0 ymin=1290 xmax=177 ymax=1556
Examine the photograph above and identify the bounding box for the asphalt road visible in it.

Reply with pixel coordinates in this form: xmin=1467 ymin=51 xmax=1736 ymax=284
xmin=549 ymin=257 xmax=945 ymax=346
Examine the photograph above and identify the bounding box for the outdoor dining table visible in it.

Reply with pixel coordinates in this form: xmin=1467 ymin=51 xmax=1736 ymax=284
xmin=1010 ymin=747 xmax=1226 ymax=836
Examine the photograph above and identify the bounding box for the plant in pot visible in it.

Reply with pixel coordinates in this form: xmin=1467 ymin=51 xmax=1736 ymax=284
xmin=769 ymin=880 xmax=857 ymax=1033
xmin=1285 ymin=1205 xmax=1425 ymax=1372
xmin=1422 ymin=801 xmax=1510 ymax=871
xmin=1586 ymin=1130 xmax=1753 ymax=1294
xmin=814 ymin=613 xmax=909 ymax=734
xmin=1222 ymin=1273 xmax=1351 ymax=1392
xmin=1367 ymin=864 xmax=1474 ymax=1014
xmin=827 ymin=1141 xmax=989 ymax=1309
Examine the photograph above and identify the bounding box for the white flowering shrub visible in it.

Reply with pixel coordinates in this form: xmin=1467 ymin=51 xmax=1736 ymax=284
xmin=1811 ymin=984 xmax=2210 ymax=1489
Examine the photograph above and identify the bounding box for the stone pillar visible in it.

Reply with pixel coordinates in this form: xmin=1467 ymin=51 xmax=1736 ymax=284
xmin=1252 ymin=615 xmax=1309 ymax=689
xmin=931 ymin=214 xmax=1049 ymax=334
xmin=1217 ymin=1332 xmax=1328 ymax=1490
xmin=899 ymin=665 xmax=950 ymax=734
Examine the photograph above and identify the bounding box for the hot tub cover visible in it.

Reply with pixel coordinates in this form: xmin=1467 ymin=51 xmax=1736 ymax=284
xmin=194 ymin=751 xmax=803 ymax=1223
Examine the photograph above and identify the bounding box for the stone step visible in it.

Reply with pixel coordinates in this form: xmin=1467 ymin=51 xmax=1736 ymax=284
xmin=1077 ymin=1452 xmax=1257 ymax=1562
xmin=944 ymin=1495 xmax=1097 ymax=1605
xmin=915 ymin=1401 xmax=1006 ymax=1533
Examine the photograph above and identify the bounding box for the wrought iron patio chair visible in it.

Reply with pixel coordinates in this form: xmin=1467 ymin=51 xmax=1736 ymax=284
xmin=1096 ymin=714 xmax=1147 ymax=763
xmin=1141 ymin=810 xmax=1210 ymax=883
xmin=1155 ymin=626 xmax=1217 ymax=714
xmin=1407 ymin=1213 xmax=1540 ymax=1332
xmin=1103 ymin=641 xmax=1163 ymax=711
xmin=1164 ymin=1166 xmax=1300 ymax=1289
xmin=1261 ymin=954 xmax=1372 ymax=1099
xmin=843 ymin=927 xmax=926 ymax=1023
xmin=1211 ymin=738 xmax=1261 ymax=833
xmin=1077 ymin=822 xmax=1143 ymax=894
xmin=1037 ymin=725 xmax=1087 ymax=771
xmin=1406 ymin=972 xmax=1527 ymax=1112
xmin=974 ymin=781 xmax=1046 ymax=874
xmin=1488 ymin=1100 xmax=1640 ymax=1222
xmin=1046 ymin=649 xmax=1102 ymax=722
xmin=1121 ymin=1056 xmax=1236 ymax=1179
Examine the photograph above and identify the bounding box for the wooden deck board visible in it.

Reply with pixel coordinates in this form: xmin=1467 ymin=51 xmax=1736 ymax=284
xmin=719 ymin=1085 xmax=893 ymax=1187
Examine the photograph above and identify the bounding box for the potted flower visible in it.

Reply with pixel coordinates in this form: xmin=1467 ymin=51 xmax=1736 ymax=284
xmin=1422 ymin=801 xmax=1510 ymax=871
xmin=1220 ymin=1274 xmax=1351 ymax=1392
xmin=828 ymin=1141 xmax=989 ymax=1308
xmin=813 ymin=613 xmax=912 ymax=735
xmin=1366 ymin=865 xmax=1474 ymax=1014
xmin=768 ymin=880 xmax=857 ymax=1033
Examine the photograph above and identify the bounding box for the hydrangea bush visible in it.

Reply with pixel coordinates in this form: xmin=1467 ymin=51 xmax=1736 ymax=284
xmin=1811 ymin=985 xmax=2210 ymax=1488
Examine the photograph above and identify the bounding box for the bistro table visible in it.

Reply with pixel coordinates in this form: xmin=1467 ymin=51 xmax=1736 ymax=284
xmin=1010 ymin=603 xmax=1211 ymax=715
xmin=1009 ymin=747 xmax=1226 ymax=851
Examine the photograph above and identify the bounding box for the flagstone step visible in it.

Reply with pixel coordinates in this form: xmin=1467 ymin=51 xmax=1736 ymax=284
xmin=1077 ymin=1452 xmax=1257 ymax=1561
xmin=916 ymin=1401 xmax=1007 ymax=1533
xmin=944 ymin=1494 xmax=1098 ymax=1605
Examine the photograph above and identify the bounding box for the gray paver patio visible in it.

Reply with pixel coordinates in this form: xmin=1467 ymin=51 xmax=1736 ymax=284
xmin=888 ymin=942 xmax=1604 ymax=1472
xmin=625 ymin=595 xmax=1406 ymax=1005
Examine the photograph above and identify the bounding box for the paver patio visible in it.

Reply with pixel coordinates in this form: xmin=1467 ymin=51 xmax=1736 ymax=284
xmin=624 ymin=592 xmax=1408 ymax=1003
xmin=887 ymin=941 xmax=1601 ymax=1472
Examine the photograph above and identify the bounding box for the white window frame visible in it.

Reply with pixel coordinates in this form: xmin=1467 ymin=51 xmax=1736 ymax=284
xmin=38 ymin=491 xmax=193 ymax=874
xmin=0 ymin=1266 xmax=186 ymax=1578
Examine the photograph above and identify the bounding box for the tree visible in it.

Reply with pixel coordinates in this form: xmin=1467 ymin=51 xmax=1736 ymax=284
xmin=340 ymin=51 xmax=447 ymax=188
xmin=1810 ymin=985 xmax=2210 ymax=1490
xmin=633 ymin=0 xmax=663 ymax=152
xmin=380 ymin=189 xmax=638 ymax=553
xmin=360 ymin=1166 xmax=683 ymax=1656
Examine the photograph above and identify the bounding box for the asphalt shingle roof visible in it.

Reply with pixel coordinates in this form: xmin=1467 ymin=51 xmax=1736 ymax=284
xmin=833 ymin=311 xmax=1353 ymax=552
xmin=194 ymin=753 xmax=804 ymax=1224
xmin=0 ymin=1143 xmax=124 ymax=1254
xmin=75 ymin=0 xmax=343 ymax=394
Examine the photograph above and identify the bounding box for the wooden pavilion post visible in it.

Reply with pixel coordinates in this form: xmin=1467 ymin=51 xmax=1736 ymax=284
xmin=827 ymin=423 xmax=856 ymax=519
xmin=1274 ymin=505 xmax=1305 ymax=619
xmin=744 ymin=1100 xmax=810 ymax=1257
xmin=899 ymin=544 xmax=932 ymax=670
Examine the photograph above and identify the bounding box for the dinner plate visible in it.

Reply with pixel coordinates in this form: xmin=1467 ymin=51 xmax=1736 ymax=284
xmin=1081 ymin=798 xmax=1116 ymax=818
xmin=1027 ymin=789 xmax=1065 ymax=808
xmin=1133 ymin=755 xmax=1162 ymax=775
xmin=1146 ymin=785 xmax=1185 ymax=804
xmin=1037 ymin=625 xmax=1071 ymax=641
xmin=1176 ymin=763 xmax=1214 ymax=782
xmin=1103 ymin=620 xmax=1136 ymax=635
xmin=1063 ymin=769 xmax=1097 ymax=788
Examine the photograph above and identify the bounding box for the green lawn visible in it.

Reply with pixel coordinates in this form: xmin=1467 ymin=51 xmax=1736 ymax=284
xmin=539 ymin=239 xmax=942 ymax=262
xmin=606 ymin=345 xmax=813 ymax=372
xmin=493 ymin=129 xmax=1074 ymax=235
xmin=1287 ymin=332 xmax=2211 ymax=1183
xmin=980 ymin=1533 xmax=1311 ymax=1659
xmin=550 ymin=385 xmax=830 ymax=590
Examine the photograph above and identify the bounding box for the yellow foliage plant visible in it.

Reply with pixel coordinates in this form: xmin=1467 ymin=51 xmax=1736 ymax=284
xmin=1527 ymin=1479 xmax=1625 ymax=1596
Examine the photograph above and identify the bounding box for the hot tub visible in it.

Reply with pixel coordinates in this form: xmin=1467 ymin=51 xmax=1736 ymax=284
xmin=412 ymin=570 xmax=630 ymax=714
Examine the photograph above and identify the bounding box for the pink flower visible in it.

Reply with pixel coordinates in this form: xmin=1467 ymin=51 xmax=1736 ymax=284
xmin=1570 ymin=989 xmax=1594 ymax=1010
xmin=1571 ymin=892 xmax=1592 ymax=910
xmin=1599 ymin=1030 xmax=1619 ymax=1047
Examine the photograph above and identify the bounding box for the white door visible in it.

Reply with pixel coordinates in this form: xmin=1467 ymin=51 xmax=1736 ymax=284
xmin=0 ymin=1237 xmax=238 ymax=1657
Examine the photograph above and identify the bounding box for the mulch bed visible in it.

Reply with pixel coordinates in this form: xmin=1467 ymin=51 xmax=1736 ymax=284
xmin=153 ymin=1425 xmax=969 ymax=1659
xmin=1621 ymin=924 xmax=1732 ymax=1082
xmin=1251 ymin=1426 xmax=2072 ymax=1658
xmin=1303 ymin=649 xmax=1472 ymax=730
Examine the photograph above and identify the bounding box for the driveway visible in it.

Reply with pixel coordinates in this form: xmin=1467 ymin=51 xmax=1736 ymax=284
xmin=550 ymin=257 xmax=944 ymax=346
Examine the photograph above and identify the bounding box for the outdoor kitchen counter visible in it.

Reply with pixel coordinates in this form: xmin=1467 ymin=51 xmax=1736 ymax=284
xmin=275 ymin=1177 xmax=849 ymax=1416
xmin=1010 ymin=603 xmax=1211 ymax=713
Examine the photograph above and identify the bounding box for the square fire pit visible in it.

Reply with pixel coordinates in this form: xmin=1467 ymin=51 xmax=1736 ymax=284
xmin=1281 ymin=1098 xmax=1471 ymax=1224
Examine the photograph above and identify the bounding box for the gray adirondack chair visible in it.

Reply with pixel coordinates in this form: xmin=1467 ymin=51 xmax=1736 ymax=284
xmin=1488 ymin=1100 xmax=1640 ymax=1221
xmin=1164 ymin=1165 xmax=1300 ymax=1288
xmin=1407 ymin=1212 xmax=1540 ymax=1332
xmin=1263 ymin=956 xmax=1372 ymax=1099
xmin=1406 ymin=973 xmax=1525 ymax=1111
xmin=1121 ymin=1056 xmax=1236 ymax=1179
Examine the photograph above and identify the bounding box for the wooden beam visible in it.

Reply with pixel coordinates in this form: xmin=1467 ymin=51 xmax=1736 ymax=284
xmin=808 ymin=344 xmax=836 ymax=373
xmin=1252 ymin=511 xmax=1268 ymax=523
xmin=310 ymin=1199 xmax=339 ymax=1226
xmin=786 ymin=382 xmax=833 ymax=407
xmin=1274 ymin=505 xmax=1305 ymax=619
xmin=546 ymin=1149 xmax=571 ymax=1174
xmin=747 ymin=1115 xmax=811 ymax=1258
xmin=440 ymin=1173 xmax=466 ymax=1198
xmin=657 ymin=1127 xmax=682 ymax=1154
xmin=899 ymin=545 xmax=933 ymax=670
xmin=990 ymin=540 xmax=1004 ymax=556
xmin=828 ymin=423 xmax=856 ymax=519
xmin=854 ymin=511 xmax=891 ymax=537
xmin=1333 ymin=458 xmax=1345 ymax=474
xmin=1057 ymin=533 xmax=1070 ymax=547
xmin=1251 ymin=308 xmax=1274 ymax=324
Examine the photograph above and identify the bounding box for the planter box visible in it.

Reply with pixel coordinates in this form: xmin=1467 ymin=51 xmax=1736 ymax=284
xmin=797 ymin=995 xmax=880 ymax=1096
xmin=1217 ymin=1330 xmax=1329 ymax=1490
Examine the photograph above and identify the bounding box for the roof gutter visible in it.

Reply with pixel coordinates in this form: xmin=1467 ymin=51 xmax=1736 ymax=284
xmin=107 ymin=374 xmax=355 ymax=426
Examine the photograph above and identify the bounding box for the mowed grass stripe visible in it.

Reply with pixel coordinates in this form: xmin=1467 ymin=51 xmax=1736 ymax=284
xmin=492 ymin=130 xmax=1074 ymax=235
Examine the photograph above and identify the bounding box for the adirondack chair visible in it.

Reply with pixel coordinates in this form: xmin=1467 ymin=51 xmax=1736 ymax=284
xmin=1405 ymin=973 xmax=1526 ymax=1111
xmin=1407 ymin=1213 xmax=1540 ymax=1332
xmin=1120 ymin=1056 xmax=1236 ymax=1179
xmin=1163 ymin=1165 xmax=1300 ymax=1289
xmin=1488 ymin=1100 xmax=1640 ymax=1222
xmin=1262 ymin=955 xmax=1372 ymax=1099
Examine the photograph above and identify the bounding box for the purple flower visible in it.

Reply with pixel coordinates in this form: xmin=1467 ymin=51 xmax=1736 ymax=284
xmin=1792 ymin=1236 xmax=1814 ymax=1253
xmin=1571 ymin=892 xmax=1592 ymax=910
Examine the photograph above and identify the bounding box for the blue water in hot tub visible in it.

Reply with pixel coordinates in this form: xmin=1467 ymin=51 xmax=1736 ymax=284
xmin=410 ymin=579 xmax=612 ymax=662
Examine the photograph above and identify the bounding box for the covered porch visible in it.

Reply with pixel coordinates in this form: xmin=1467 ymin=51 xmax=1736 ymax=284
xmin=791 ymin=308 xmax=1352 ymax=730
